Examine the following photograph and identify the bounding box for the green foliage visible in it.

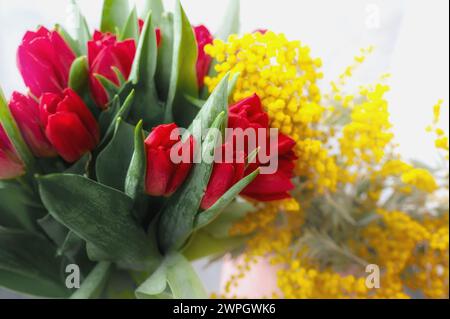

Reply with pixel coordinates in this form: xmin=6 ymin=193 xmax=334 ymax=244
xmin=69 ymin=0 xmax=91 ymax=55
xmin=38 ymin=174 xmax=160 ymax=270
xmin=158 ymin=112 xmax=227 ymax=253
xmin=142 ymin=0 xmax=164 ymax=26
xmin=71 ymin=262 xmax=112 ymax=299
xmin=128 ymin=13 xmax=164 ymax=128
xmin=0 ymin=227 xmax=69 ymax=298
xmin=96 ymin=119 xmax=135 ymax=191
xmin=101 ymin=0 xmax=130 ymax=34
xmin=125 ymin=121 xmax=146 ymax=200
xmin=69 ymin=56 xmax=99 ymax=118
xmin=120 ymin=6 xmax=139 ymax=43
xmin=165 ymin=0 xmax=199 ymax=127
xmin=136 ymin=253 xmax=207 ymax=299
xmin=195 ymin=169 xmax=260 ymax=231
xmin=155 ymin=12 xmax=174 ymax=101
xmin=216 ymin=0 xmax=241 ymax=41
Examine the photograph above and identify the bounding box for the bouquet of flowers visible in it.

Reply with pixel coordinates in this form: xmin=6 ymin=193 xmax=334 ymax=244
xmin=0 ymin=0 xmax=448 ymax=299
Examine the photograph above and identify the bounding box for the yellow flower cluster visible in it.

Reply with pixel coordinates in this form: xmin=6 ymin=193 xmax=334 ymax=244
xmin=278 ymin=261 xmax=368 ymax=299
xmin=405 ymin=213 xmax=449 ymax=298
xmin=380 ymin=159 xmax=438 ymax=193
xmin=427 ymin=100 xmax=449 ymax=158
xmin=401 ymin=168 xmax=439 ymax=193
xmin=204 ymin=32 xmax=338 ymax=192
xmin=209 ymin=32 xmax=449 ymax=299
xmin=361 ymin=210 xmax=429 ymax=273
xmin=339 ymin=84 xmax=394 ymax=166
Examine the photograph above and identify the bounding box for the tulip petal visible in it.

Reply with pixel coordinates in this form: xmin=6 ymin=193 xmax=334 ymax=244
xmin=45 ymin=112 xmax=97 ymax=163
xmin=201 ymin=163 xmax=236 ymax=210
xmin=145 ymin=148 xmax=174 ymax=196
xmin=9 ymin=92 xmax=55 ymax=157
xmin=57 ymin=89 xmax=100 ymax=144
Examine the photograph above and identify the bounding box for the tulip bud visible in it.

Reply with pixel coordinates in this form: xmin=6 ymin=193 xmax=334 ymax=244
xmin=145 ymin=124 xmax=194 ymax=197
xmin=228 ymin=94 xmax=297 ymax=202
xmin=194 ymin=25 xmax=214 ymax=89
xmin=8 ymin=92 xmax=56 ymax=157
xmin=17 ymin=26 xmax=76 ymax=98
xmin=0 ymin=125 xmax=25 ymax=180
xmin=201 ymin=144 xmax=246 ymax=210
xmin=241 ymin=136 xmax=296 ymax=201
xmin=40 ymin=89 xmax=99 ymax=163
xmin=88 ymin=31 xmax=137 ymax=108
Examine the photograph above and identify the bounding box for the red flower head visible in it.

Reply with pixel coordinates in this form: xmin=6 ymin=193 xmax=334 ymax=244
xmin=39 ymin=89 xmax=99 ymax=163
xmin=8 ymin=92 xmax=56 ymax=157
xmin=17 ymin=26 xmax=76 ymax=98
xmin=0 ymin=125 xmax=24 ymax=180
xmin=194 ymin=25 xmax=214 ymax=89
xmin=228 ymin=94 xmax=296 ymax=202
xmin=241 ymin=133 xmax=297 ymax=201
xmin=145 ymin=123 xmax=194 ymax=197
xmin=88 ymin=31 xmax=136 ymax=108
xmin=201 ymin=144 xmax=246 ymax=210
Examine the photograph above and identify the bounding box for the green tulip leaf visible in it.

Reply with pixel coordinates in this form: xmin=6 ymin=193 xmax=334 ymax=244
xmin=99 ymin=90 xmax=135 ymax=143
xmin=125 ymin=121 xmax=146 ymax=200
xmin=96 ymin=119 xmax=135 ymax=191
xmin=0 ymin=227 xmax=69 ymax=298
xmin=194 ymin=168 xmax=260 ymax=231
xmin=202 ymin=201 xmax=256 ymax=239
xmin=129 ymin=13 xmax=164 ymax=128
xmin=57 ymin=231 xmax=84 ymax=259
xmin=158 ymin=112 xmax=226 ymax=253
xmin=228 ymin=72 xmax=240 ymax=98
xmin=203 ymin=0 xmax=240 ymax=89
xmin=155 ymin=12 xmax=174 ymax=101
xmin=38 ymin=174 xmax=159 ymax=270
xmin=142 ymin=0 xmax=164 ymax=26
xmin=187 ymin=73 xmax=230 ymax=135
xmin=70 ymin=262 xmax=112 ymax=299
xmin=65 ymin=153 xmax=91 ymax=175
xmin=120 ymin=6 xmax=139 ymax=43
xmin=183 ymin=231 xmax=249 ymax=262
xmin=0 ymin=182 xmax=40 ymax=231
xmin=112 ymin=67 xmax=127 ymax=86
xmin=69 ymin=56 xmax=99 ymax=118
xmin=165 ymin=0 xmax=199 ymax=127
xmin=95 ymin=74 xmax=120 ymax=100
xmin=55 ymin=24 xmax=81 ymax=57
xmin=68 ymin=0 xmax=91 ymax=55
xmin=216 ymin=0 xmax=240 ymax=41
xmin=101 ymin=0 xmax=130 ymax=34
xmin=136 ymin=253 xmax=207 ymax=299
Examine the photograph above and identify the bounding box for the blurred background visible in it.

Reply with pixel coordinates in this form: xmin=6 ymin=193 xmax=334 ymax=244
xmin=0 ymin=0 xmax=449 ymax=298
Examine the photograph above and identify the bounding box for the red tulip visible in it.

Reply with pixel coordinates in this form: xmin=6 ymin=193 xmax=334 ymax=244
xmin=17 ymin=26 xmax=76 ymax=98
xmin=0 ymin=125 xmax=24 ymax=180
xmin=40 ymin=89 xmax=99 ymax=163
xmin=201 ymin=144 xmax=246 ymax=210
xmin=241 ymin=133 xmax=296 ymax=201
xmin=228 ymin=94 xmax=297 ymax=202
xmin=88 ymin=31 xmax=136 ymax=108
xmin=194 ymin=25 xmax=214 ymax=89
xmin=145 ymin=123 xmax=194 ymax=197
xmin=8 ymin=92 xmax=56 ymax=157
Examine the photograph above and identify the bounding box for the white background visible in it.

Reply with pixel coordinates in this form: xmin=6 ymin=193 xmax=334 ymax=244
xmin=0 ymin=0 xmax=449 ymax=295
